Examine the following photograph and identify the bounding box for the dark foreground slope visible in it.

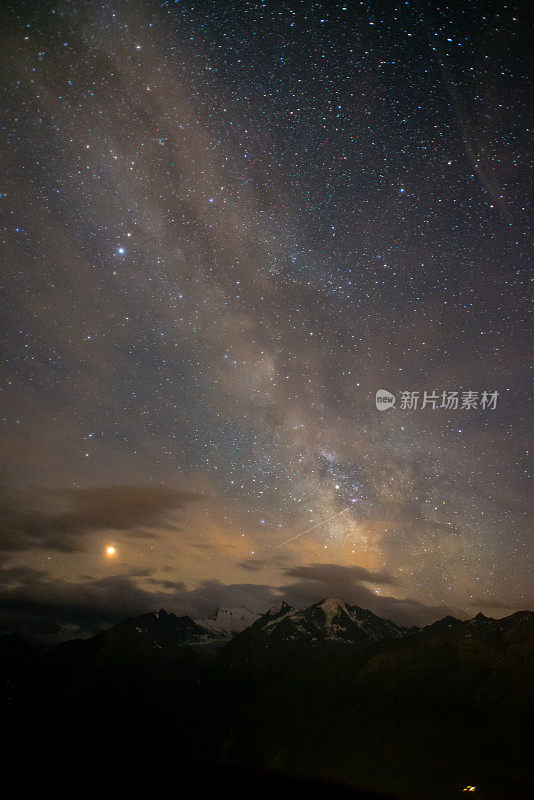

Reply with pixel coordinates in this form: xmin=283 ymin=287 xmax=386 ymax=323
xmin=1 ymin=604 xmax=533 ymax=800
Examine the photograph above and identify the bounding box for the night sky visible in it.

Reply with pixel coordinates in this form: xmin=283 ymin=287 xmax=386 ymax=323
xmin=1 ymin=0 xmax=532 ymax=643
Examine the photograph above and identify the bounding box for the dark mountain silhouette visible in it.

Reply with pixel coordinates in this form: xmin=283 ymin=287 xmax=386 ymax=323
xmin=2 ymin=602 xmax=533 ymax=800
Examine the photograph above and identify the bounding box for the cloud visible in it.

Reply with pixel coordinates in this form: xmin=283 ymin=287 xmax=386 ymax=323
xmin=0 ymin=565 xmax=47 ymax=586
xmin=467 ymin=596 xmax=534 ymax=612
xmin=147 ymin=578 xmax=187 ymax=590
xmin=284 ymin=563 xmax=396 ymax=587
xmin=0 ymin=483 xmax=200 ymax=554
xmin=0 ymin=574 xmax=176 ymax=642
xmin=237 ymin=559 xmax=269 ymax=572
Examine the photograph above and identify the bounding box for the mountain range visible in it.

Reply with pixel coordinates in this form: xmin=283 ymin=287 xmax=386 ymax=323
xmin=1 ymin=600 xmax=533 ymax=800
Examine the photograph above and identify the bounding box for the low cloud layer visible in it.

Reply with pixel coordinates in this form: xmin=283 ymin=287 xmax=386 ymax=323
xmin=0 ymin=484 xmax=199 ymax=554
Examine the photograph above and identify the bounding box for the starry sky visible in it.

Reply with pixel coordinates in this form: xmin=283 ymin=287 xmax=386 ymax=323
xmin=1 ymin=0 xmax=532 ymax=643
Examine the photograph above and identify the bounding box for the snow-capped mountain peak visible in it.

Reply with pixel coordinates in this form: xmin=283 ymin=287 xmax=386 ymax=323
xmin=194 ymin=607 xmax=262 ymax=637
xmin=232 ymin=598 xmax=406 ymax=651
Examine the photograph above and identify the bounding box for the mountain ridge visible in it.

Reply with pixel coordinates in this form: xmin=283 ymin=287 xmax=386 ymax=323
xmin=2 ymin=600 xmax=532 ymax=655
